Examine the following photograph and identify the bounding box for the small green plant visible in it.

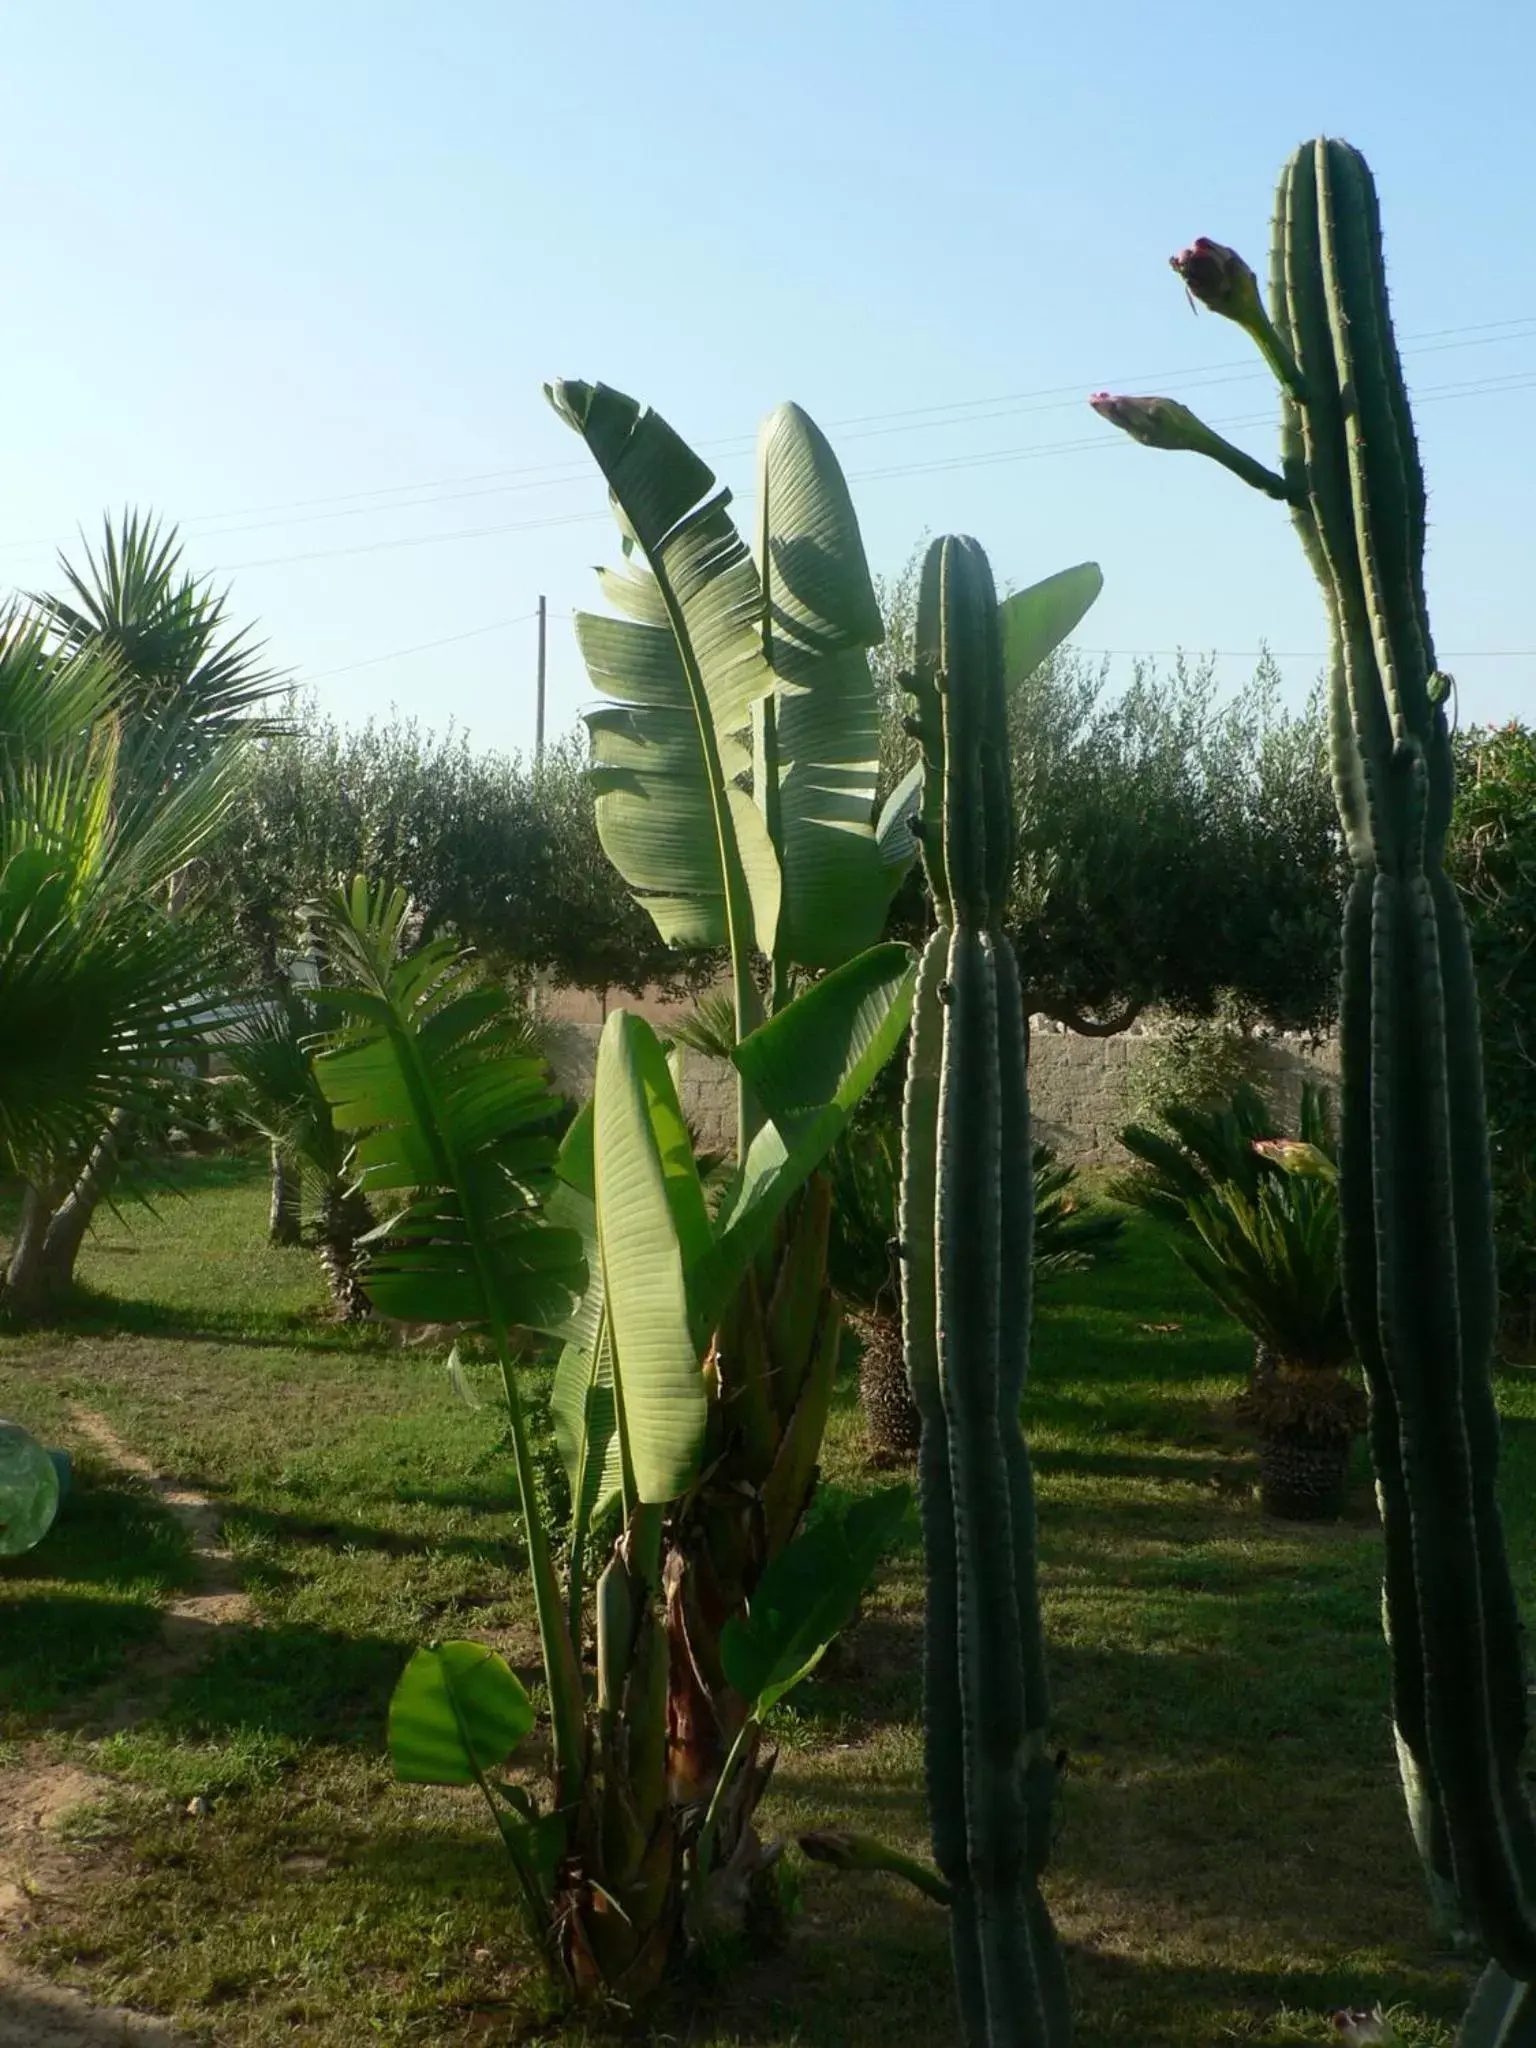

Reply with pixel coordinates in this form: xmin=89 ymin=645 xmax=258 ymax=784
xmin=1117 ymin=1009 xmax=1276 ymax=1137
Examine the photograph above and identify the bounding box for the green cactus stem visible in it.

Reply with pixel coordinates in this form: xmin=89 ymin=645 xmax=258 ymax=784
xmin=1097 ymin=136 xmax=1536 ymax=2030
xmin=900 ymin=536 xmax=1069 ymax=2046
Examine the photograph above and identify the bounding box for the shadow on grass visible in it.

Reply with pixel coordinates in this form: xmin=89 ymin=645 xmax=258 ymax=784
xmin=45 ymin=1287 xmax=394 ymax=1356
xmin=0 ymin=1468 xmax=196 ymax=1596
xmin=224 ymin=1499 xmax=522 ymax=1567
xmin=155 ymin=1621 xmax=412 ymax=1750
xmin=0 ymin=1591 xmax=168 ymax=1727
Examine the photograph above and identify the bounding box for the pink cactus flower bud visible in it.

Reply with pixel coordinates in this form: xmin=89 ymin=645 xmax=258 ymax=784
xmin=1167 ymin=237 xmax=1307 ymax=402
xmin=1090 ymin=392 xmax=1296 ymax=502
xmin=1088 ymin=393 xmax=1205 ymax=451
xmin=1170 ymin=236 xmax=1264 ymax=320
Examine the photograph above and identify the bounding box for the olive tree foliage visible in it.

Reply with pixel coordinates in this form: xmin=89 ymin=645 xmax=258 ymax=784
xmin=207 ymin=714 xmax=699 ymax=1000
xmin=874 ymin=544 xmax=1344 ymax=1034
xmin=1447 ymin=720 xmax=1536 ymax=1352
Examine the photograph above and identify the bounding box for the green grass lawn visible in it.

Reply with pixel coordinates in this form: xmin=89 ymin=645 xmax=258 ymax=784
xmin=2 ymin=1152 xmax=1524 ymax=2045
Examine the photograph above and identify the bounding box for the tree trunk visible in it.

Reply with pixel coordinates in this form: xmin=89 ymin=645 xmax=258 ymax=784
xmin=268 ymin=1143 xmax=301 ymax=1246
xmin=3 ymin=1180 xmax=62 ymax=1320
xmin=38 ymin=1110 xmax=130 ymax=1299
xmin=316 ymin=1184 xmax=372 ymax=1321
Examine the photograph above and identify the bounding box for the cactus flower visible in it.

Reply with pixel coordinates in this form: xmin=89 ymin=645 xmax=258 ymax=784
xmin=1253 ymin=1137 xmax=1338 ymax=1182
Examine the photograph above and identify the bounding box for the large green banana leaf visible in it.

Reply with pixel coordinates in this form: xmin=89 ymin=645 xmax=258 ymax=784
xmin=549 ymin=380 xmax=780 ymax=971
xmin=753 ymin=404 xmax=896 ymax=969
xmin=546 ymin=953 xmax=915 ymax=1522
xmin=550 ymin=380 xmax=910 ymax=986
xmin=544 ymin=1180 xmax=623 ymax=1580
xmin=591 ymin=1010 xmax=708 ymax=1505
xmin=999 ymin=562 xmax=1104 ymax=685
xmin=312 ymin=878 xmax=585 ymax=1338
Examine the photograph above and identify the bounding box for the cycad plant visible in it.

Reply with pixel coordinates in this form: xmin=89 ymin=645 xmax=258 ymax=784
xmin=830 ymin=1121 xmax=1123 ymax=1462
xmin=550 ymin=378 xmax=1103 ymax=1847
xmin=1183 ymin=1155 xmax=1364 ymax=1518
xmin=1118 ymin=1082 xmax=1358 ymax=1514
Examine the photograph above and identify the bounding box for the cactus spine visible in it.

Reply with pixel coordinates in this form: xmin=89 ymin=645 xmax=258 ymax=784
xmin=900 ymin=536 xmax=1069 ymax=2047
xmin=1098 ymin=139 xmax=1536 ymax=2038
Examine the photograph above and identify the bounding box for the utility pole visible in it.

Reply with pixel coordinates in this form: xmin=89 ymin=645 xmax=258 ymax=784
xmin=535 ymin=595 xmax=547 ymax=764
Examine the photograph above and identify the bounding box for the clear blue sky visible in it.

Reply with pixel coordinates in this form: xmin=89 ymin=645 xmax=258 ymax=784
xmin=3 ymin=0 xmax=1533 ymax=751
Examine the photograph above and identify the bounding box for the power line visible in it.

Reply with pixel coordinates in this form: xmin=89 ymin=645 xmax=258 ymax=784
xmin=3 ymin=313 xmax=1533 ymax=559
xmin=207 ymin=367 xmax=1536 ymax=574
xmin=297 ymin=611 xmax=538 ymax=683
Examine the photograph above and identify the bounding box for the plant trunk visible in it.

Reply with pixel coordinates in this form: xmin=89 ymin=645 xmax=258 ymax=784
xmin=316 ymin=1183 xmax=372 ymax=1321
xmin=662 ymin=1175 xmax=842 ymax=1879
xmin=39 ymin=1110 xmax=129 ymax=1299
xmin=854 ymin=1305 xmax=921 ymax=1464
xmin=1258 ymin=1424 xmax=1350 ymax=1522
xmin=3 ymin=1180 xmax=63 ymax=1320
xmin=268 ymin=1143 xmax=301 ymax=1246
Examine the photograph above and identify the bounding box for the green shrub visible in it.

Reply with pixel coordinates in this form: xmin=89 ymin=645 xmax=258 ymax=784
xmin=1449 ymin=721 xmax=1536 ymax=1353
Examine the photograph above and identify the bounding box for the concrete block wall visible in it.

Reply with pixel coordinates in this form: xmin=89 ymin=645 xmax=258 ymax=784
xmin=1024 ymin=1016 xmax=1340 ymax=1166
xmin=537 ymin=985 xmax=1341 ymax=1168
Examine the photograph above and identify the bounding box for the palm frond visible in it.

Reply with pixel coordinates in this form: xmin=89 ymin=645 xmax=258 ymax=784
xmin=668 ymin=990 xmax=740 ymax=1063
xmin=1033 ymin=1143 xmax=1124 ymax=1278
xmin=31 ymin=510 xmax=283 ymax=749
xmin=1181 ymin=1172 xmax=1350 ymax=1368
xmin=220 ymin=989 xmax=351 ymax=1195
xmin=312 ymin=877 xmax=585 ymax=1336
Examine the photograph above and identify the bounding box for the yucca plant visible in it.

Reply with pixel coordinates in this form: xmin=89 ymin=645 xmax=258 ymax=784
xmin=3 ymin=513 xmax=278 ymax=1308
xmin=313 ymin=878 xmax=912 ymax=1998
xmin=550 ymin=377 xmax=1103 ymax=1854
xmin=0 ymin=613 xmax=246 ymax=1318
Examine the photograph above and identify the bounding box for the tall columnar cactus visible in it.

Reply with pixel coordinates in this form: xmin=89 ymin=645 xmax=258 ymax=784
xmin=900 ymin=536 xmax=1069 ymax=2046
xmin=1095 ymin=138 xmax=1536 ymax=2036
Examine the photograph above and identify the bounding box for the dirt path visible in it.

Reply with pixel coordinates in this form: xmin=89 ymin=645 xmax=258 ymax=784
xmin=0 ymin=1407 xmax=249 ymax=2046
xmin=67 ymin=1408 xmax=252 ymax=1697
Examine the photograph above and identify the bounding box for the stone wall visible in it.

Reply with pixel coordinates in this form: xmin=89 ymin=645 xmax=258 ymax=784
xmin=537 ymin=986 xmax=1341 ymax=1167
xmin=1024 ymin=1017 xmax=1340 ymax=1166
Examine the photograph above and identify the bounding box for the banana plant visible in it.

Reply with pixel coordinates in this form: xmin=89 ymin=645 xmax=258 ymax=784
xmin=548 ymin=379 xmax=1101 ymax=1847
xmin=313 ymin=878 xmax=913 ymax=1997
